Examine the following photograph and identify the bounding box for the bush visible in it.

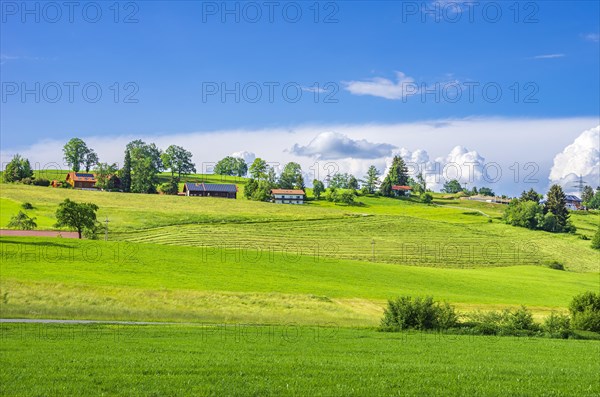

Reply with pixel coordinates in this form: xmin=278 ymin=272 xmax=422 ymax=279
xmin=21 ymin=177 xmax=33 ymax=185
xmin=21 ymin=202 xmax=34 ymax=210
xmin=380 ymin=296 xmax=457 ymax=331
xmin=32 ymin=178 xmax=50 ymax=187
xmin=421 ymin=192 xmax=433 ymax=204
xmin=467 ymin=306 xmax=540 ymax=336
xmin=7 ymin=211 xmax=37 ymax=230
xmin=569 ymin=292 xmax=600 ymax=332
xmin=159 ymin=181 xmax=179 ymax=195
xmin=545 ymin=261 xmax=565 ymax=271
xmin=591 ymin=226 xmax=600 ymax=250
xmin=543 ymin=312 xmax=572 ymax=339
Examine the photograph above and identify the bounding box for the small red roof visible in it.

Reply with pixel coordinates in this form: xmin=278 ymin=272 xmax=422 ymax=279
xmin=271 ymin=189 xmax=305 ymax=195
xmin=392 ymin=185 xmax=412 ymax=191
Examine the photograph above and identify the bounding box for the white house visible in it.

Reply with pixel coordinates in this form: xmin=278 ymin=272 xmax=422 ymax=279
xmin=271 ymin=189 xmax=305 ymax=204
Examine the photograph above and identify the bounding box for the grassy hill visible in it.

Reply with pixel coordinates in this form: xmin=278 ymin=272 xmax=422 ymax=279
xmin=1 ymin=182 xmax=598 ymax=271
xmin=1 ymin=237 xmax=597 ymax=325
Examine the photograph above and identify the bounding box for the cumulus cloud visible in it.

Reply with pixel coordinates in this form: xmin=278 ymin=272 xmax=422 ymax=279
xmin=382 ymin=146 xmax=487 ymax=192
xmin=549 ymin=125 xmax=600 ymax=193
xmin=231 ymin=151 xmax=256 ymax=164
xmin=343 ymin=71 xmax=421 ymax=100
xmin=290 ymin=131 xmax=396 ymax=160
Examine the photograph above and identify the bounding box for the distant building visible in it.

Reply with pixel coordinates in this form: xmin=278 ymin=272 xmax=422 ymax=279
xmin=183 ymin=183 xmax=237 ymax=199
xmin=391 ymin=185 xmax=412 ymax=197
xmin=565 ymin=195 xmax=583 ymax=210
xmin=540 ymin=194 xmax=583 ymax=210
xmin=461 ymin=195 xmax=511 ymax=204
xmin=65 ymin=172 xmax=97 ymax=189
xmin=271 ymin=189 xmax=305 ymax=204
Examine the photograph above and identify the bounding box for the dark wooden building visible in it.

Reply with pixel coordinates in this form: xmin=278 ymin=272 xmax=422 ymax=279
xmin=183 ymin=183 xmax=237 ymax=199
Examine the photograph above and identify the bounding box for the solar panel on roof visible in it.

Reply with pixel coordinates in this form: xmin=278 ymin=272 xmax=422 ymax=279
xmin=184 ymin=183 xmax=237 ymax=192
xmin=75 ymin=173 xmax=95 ymax=178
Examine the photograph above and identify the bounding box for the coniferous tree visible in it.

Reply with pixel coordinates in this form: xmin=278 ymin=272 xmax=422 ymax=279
xmin=544 ymin=184 xmax=571 ymax=232
xmin=582 ymin=185 xmax=595 ymax=204
xmin=364 ymin=165 xmax=381 ymax=194
xmin=381 ymin=156 xmax=409 ymax=197
xmin=520 ymin=188 xmax=542 ymax=202
xmin=121 ymin=149 xmax=132 ymax=192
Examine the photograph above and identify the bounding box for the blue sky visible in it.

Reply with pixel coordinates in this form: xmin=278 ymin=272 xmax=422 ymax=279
xmin=1 ymin=1 xmax=599 ymax=194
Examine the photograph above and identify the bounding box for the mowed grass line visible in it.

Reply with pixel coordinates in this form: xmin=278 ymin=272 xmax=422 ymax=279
xmin=115 ymin=215 xmax=600 ymax=271
xmin=1 ymin=324 xmax=599 ymax=396
xmin=1 ymin=238 xmax=597 ymax=324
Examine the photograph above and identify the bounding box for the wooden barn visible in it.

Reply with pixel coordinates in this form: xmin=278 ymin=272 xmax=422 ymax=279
xmin=65 ymin=172 xmax=97 ymax=189
xmin=183 ymin=183 xmax=237 ymax=199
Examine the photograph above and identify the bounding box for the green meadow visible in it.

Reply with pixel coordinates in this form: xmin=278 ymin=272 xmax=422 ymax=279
xmin=1 ymin=323 xmax=599 ymax=397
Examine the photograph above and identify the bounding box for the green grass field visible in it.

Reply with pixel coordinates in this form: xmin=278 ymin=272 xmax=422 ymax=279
xmin=1 ymin=323 xmax=599 ymax=397
xmin=2 ymin=237 xmax=597 ymax=325
xmin=1 ymin=179 xmax=599 ymax=395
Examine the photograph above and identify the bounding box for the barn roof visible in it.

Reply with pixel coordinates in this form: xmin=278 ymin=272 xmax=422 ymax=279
xmin=565 ymin=195 xmax=582 ymax=202
xmin=271 ymin=189 xmax=305 ymax=195
xmin=392 ymin=185 xmax=412 ymax=191
xmin=183 ymin=183 xmax=237 ymax=193
xmin=66 ymin=172 xmax=96 ymax=182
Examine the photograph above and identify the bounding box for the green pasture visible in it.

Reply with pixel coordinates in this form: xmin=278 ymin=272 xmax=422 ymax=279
xmin=1 ymin=323 xmax=598 ymax=396
xmin=1 ymin=238 xmax=597 ymax=325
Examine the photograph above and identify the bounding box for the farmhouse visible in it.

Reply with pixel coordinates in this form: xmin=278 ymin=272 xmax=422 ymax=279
xmin=183 ymin=183 xmax=237 ymax=199
xmin=271 ymin=189 xmax=305 ymax=204
xmin=65 ymin=172 xmax=97 ymax=189
xmin=565 ymin=195 xmax=583 ymax=210
xmin=391 ymin=185 xmax=412 ymax=197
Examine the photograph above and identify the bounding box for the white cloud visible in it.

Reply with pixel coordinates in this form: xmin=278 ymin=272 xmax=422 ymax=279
xmin=531 ymin=54 xmax=566 ymax=59
xmin=382 ymin=146 xmax=487 ymax=192
xmin=343 ymin=71 xmax=420 ymax=100
xmin=549 ymin=125 xmax=600 ymax=193
xmin=231 ymin=151 xmax=256 ymax=164
xmin=582 ymin=33 xmax=600 ymax=42
xmin=290 ymin=131 xmax=396 ymax=160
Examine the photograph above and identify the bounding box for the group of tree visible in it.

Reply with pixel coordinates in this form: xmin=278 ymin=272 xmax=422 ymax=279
xmin=503 ymin=185 xmax=576 ymax=233
xmin=62 ymin=138 xmax=197 ymax=194
xmin=3 ymin=154 xmax=34 ymax=182
xmin=63 ymin=138 xmax=99 ymax=172
xmin=327 ymin=173 xmax=359 ymax=190
xmin=581 ymin=185 xmax=600 ymax=209
xmin=7 ymin=198 xmax=100 ymax=240
xmin=244 ymin=159 xmax=304 ymax=201
xmin=214 ymin=156 xmax=248 ymax=177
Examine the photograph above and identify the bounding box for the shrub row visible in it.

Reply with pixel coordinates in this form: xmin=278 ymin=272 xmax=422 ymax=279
xmin=381 ymin=292 xmax=600 ymax=339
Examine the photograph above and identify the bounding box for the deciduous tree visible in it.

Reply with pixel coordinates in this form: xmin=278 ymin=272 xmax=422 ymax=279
xmin=55 ymin=198 xmax=100 ymax=239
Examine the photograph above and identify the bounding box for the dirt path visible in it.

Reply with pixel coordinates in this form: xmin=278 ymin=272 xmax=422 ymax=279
xmin=0 ymin=318 xmax=186 ymax=325
xmin=0 ymin=229 xmax=79 ymax=238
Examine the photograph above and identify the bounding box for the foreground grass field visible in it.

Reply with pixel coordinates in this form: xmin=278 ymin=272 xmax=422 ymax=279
xmin=1 ymin=323 xmax=599 ymax=396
